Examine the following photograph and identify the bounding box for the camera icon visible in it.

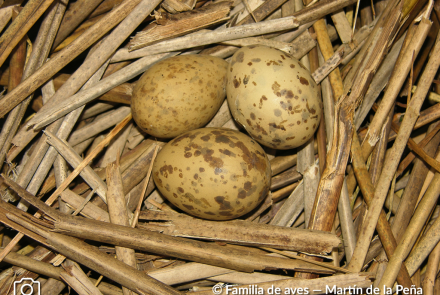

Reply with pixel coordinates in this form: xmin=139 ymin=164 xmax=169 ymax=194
xmin=13 ymin=278 xmax=40 ymax=295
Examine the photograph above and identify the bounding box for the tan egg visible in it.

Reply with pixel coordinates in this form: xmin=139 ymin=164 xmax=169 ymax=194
xmin=226 ymin=45 xmax=322 ymax=149
xmin=131 ymin=55 xmax=228 ymax=138
xmin=152 ymin=128 xmax=271 ymax=220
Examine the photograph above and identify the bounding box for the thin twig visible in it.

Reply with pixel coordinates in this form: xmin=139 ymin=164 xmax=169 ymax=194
xmin=352 ymin=0 xmax=360 ymax=34
xmin=260 ymin=247 xmax=351 ymax=273
xmin=71 ymin=189 xmax=96 ymax=216
xmin=131 ymin=144 xmax=160 ymax=228
xmin=391 ymin=122 xmax=440 ymax=174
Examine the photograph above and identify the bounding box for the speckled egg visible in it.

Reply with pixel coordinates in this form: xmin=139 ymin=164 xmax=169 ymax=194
xmin=131 ymin=55 xmax=228 ymax=138
xmin=152 ymin=128 xmax=271 ymax=220
xmin=226 ymin=45 xmax=322 ymax=149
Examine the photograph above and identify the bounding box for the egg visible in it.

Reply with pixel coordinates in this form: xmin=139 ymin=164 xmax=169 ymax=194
xmin=226 ymin=45 xmax=323 ymax=149
xmin=152 ymin=128 xmax=271 ymax=220
xmin=131 ymin=55 xmax=228 ymax=138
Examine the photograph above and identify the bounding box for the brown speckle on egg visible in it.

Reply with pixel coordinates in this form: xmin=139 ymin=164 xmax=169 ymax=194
xmin=233 ymin=78 xmax=241 ymax=88
xmin=300 ymin=77 xmax=309 ymax=85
